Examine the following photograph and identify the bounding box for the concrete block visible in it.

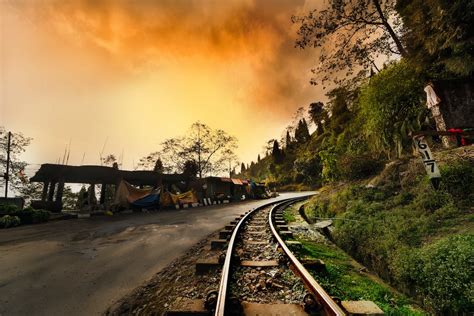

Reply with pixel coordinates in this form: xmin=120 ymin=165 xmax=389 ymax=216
xmin=341 ymin=301 xmax=384 ymax=315
xmin=242 ymin=303 xmax=306 ymax=316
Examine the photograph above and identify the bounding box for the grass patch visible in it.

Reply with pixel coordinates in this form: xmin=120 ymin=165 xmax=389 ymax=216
xmin=283 ymin=209 xmax=296 ymax=222
xmin=299 ymin=241 xmax=426 ymax=315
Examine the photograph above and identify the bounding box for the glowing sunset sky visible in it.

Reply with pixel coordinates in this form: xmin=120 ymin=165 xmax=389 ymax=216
xmin=1 ymin=0 xmax=326 ymax=174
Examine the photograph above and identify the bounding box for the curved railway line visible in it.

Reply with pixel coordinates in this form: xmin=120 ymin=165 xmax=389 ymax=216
xmin=165 ymin=197 xmax=382 ymax=315
xmin=214 ymin=197 xmax=346 ymax=316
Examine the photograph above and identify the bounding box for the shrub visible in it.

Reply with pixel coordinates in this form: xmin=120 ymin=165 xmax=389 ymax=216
xmin=32 ymin=210 xmax=50 ymax=223
xmin=14 ymin=209 xmax=50 ymax=224
xmin=338 ymin=154 xmax=384 ymax=180
xmin=414 ymin=188 xmax=454 ymax=212
xmin=0 ymin=215 xmax=21 ymax=228
xmin=359 ymin=60 xmax=426 ymax=158
xmin=0 ymin=204 xmax=19 ymax=216
xmin=439 ymin=161 xmax=474 ymax=203
xmin=392 ymin=234 xmax=473 ymax=313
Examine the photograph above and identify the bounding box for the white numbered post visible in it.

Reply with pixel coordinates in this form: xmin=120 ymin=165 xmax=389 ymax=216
xmin=414 ymin=136 xmax=441 ymax=180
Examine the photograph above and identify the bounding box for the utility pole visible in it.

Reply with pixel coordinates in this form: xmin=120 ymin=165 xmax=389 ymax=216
xmin=4 ymin=131 xmax=11 ymax=198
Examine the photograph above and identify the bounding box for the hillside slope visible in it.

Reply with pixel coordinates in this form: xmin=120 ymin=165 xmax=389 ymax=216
xmin=303 ymin=145 xmax=473 ymax=314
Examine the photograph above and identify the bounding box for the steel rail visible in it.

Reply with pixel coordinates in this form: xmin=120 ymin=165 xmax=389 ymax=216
xmin=268 ymin=202 xmax=346 ymax=316
xmin=214 ymin=197 xmax=306 ymax=316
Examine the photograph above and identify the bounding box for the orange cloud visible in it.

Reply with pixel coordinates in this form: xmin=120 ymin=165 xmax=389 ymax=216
xmin=1 ymin=0 xmax=326 ymax=169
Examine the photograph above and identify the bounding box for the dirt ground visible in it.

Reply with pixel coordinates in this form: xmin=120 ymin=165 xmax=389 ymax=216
xmin=105 ymin=230 xmax=223 ymax=315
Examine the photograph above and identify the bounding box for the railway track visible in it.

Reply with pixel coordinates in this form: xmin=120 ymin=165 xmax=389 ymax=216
xmin=214 ymin=197 xmax=346 ymax=316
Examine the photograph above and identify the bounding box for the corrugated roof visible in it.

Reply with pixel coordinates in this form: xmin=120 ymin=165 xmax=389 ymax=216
xmin=231 ymin=178 xmax=243 ymax=185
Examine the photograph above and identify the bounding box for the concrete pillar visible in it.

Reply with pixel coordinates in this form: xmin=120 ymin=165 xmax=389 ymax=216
xmin=55 ymin=182 xmax=65 ymax=203
xmin=42 ymin=182 xmax=49 ymax=201
xmin=47 ymin=182 xmax=56 ymax=202
xmin=88 ymin=184 xmax=96 ymax=209
xmin=100 ymin=184 xmax=107 ymax=205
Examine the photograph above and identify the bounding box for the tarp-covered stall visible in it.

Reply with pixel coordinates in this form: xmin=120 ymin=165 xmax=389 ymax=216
xmin=114 ymin=180 xmax=161 ymax=209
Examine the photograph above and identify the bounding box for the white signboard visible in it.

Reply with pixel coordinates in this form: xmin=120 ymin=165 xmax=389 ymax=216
xmin=414 ymin=136 xmax=441 ymax=179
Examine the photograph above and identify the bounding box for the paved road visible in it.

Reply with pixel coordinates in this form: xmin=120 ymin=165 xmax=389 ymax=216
xmin=0 ymin=192 xmax=314 ymax=316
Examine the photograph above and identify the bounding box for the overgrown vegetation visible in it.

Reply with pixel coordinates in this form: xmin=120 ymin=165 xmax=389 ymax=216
xmin=304 ymin=157 xmax=474 ymax=313
xmin=299 ymin=241 xmax=425 ymax=315
xmin=0 ymin=204 xmax=50 ymax=228
xmin=238 ymin=5 xmax=473 ymax=310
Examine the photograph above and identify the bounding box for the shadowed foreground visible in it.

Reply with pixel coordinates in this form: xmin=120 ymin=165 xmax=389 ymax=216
xmin=0 ymin=192 xmax=313 ymax=316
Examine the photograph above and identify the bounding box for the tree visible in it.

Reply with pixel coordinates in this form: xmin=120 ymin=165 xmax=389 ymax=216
xmin=264 ymin=139 xmax=276 ymax=156
xmin=396 ymin=0 xmax=474 ymax=78
xmin=271 ymin=140 xmax=283 ymax=163
xmin=325 ymin=87 xmax=355 ymax=135
xmin=295 ymin=119 xmax=311 ymax=143
xmin=292 ymin=0 xmax=407 ymax=86
xmin=101 ymin=154 xmax=117 ymax=167
xmin=0 ymin=127 xmax=32 ymax=195
xmin=308 ymin=102 xmax=328 ymax=136
xmin=62 ymin=186 xmax=79 ymax=210
xmin=285 ymin=130 xmax=292 ymax=147
xmin=138 ymin=152 xmax=171 ymax=173
xmin=182 ymin=160 xmax=199 ymax=178
xmin=241 ymin=162 xmax=246 ymax=174
xmin=257 ymin=154 xmax=261 ymax=162
xmin=359 ymin=60 xmax=425 ymax=158
xmin=161 ymin=122 xmax=238 ymax=178
xmin=153 ymin=158 xmax=164 ymax=173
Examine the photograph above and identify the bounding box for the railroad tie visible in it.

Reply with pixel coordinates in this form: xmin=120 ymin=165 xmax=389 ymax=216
xmin=195 ymin=258 xmax=221 ymax=275
xmin=240 ymin=260 xmax=279 ymax=267
xmin=210 ymin=239 xmax=228 ymax=250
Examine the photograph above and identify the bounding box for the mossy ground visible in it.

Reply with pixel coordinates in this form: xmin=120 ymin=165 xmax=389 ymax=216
xmin=283 ymin=204 xmax=426 ymax=315
xmin=299 ymin=241 xmax=425 ymax=315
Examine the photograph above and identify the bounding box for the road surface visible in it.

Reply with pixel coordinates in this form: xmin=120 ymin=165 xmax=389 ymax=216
xmin=0 ymin=192 xmax=314 ymax=316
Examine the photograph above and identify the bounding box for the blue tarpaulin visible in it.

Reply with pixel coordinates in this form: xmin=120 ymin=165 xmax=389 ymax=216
xmin=130 ymin=193 xmax=160 ymax=208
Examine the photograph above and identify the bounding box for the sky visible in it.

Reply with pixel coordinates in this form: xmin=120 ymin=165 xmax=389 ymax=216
xmin=1 ymin=0 xmax=327 ymax=176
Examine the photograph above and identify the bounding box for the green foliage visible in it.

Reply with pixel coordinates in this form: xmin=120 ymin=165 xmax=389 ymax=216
xmin=338 ymin=154 xmax=384 ymax=180
xmin=0 ymin=206 xmax=50 ymax=225
xmin=0 ymin=203 xmax=20 ymax=215
xmin=0 ymin=215 xmax=21 ymax=228
xmin=299 ymin=241 xmax=425 ymax=315
xmin=359 ymin=61 xmax=426 ymax=158
xmin=397 ymin=0 xmax=474 ymax=78
xmin=305 ymin=159 xmax=473 ymax=313
xmin=294 ymin=119 xmax=310 ymax=143
xmin=439 ymin=160 xmax=474 ymax=203
xmin=392 ymin=235 xmax=474 ymax=313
